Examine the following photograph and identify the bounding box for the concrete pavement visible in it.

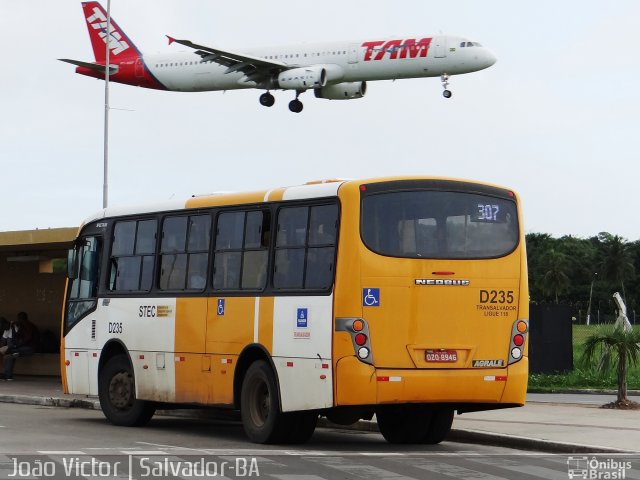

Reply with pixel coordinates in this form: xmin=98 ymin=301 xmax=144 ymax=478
xmin=1 ymin=376 xmax=638 ymax=453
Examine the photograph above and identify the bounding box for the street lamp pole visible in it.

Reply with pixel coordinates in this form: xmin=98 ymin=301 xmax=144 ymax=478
xmin=103 ymin=0 xmax=111 ymax=209
xmin=586 ymin=272 xmax=597 ymax=326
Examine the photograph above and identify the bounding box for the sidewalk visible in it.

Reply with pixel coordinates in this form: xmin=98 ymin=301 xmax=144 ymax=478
xmin=1 ymin=376 xmax=638 ymax=453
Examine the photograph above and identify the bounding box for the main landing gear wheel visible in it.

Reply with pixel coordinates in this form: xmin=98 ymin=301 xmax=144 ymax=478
xmin=288 ymin=99 xmax=304 ymax=113
xmin=98 ymin=354 xmax=155 ymax=427
xmin=259 ymin=92 xmax=275 ymax=107
xmin=441 ymin=73 xmax=452 ymax=98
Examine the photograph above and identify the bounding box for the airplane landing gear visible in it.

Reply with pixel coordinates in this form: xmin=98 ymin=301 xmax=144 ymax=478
xmin=441 ymin=74 xmax=452 ymax=98
xmin=288 ymin=99 xmax=303 ymax=113
xmin=259 ymin=91 xmax=275 ymax=107
xmin=288 ymin=90 xmax=304 ymax=113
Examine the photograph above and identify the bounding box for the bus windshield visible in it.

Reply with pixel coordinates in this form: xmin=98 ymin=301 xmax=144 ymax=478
xmin=361 ymin=190 xmax=519 ymax=259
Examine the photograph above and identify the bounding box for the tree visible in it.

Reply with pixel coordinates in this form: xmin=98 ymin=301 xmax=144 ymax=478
xmin=582 ymin=325 xmax=640 ymax=406
xmin=538 ymin=248 xmax=570 ymax=303
xmin=600 ymin=233 xmax=635 ymax=302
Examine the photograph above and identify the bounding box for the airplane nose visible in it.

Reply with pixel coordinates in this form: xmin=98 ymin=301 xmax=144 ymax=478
xmin=483 ymin=48 xmax=497 ymax=68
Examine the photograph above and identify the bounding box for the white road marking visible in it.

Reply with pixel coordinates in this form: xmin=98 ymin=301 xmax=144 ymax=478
xmin=38 ymin=451 xmax=86 ymax=455
xmin=121 ymin=451 xmax=168 ymax=455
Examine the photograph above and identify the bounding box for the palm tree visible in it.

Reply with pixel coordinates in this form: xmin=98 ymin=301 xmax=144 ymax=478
xmin=582 ymin=325 xmax=640 ymax=404
xmin=538 ymin=248 xmax=570 ymax=303
xmin=600 ymin=233 xmax=635 ymax=302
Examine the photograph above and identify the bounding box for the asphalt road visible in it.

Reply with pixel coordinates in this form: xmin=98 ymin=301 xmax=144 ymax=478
xmin=0 ymin=403 xmax=637 ymax=480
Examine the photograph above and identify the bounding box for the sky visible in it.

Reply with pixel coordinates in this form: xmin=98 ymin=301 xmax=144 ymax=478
xmin=1 ymin=1 xmax=639 ymax=240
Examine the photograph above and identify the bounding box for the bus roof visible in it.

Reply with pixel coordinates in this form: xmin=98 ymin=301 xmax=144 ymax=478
xmin=80 ymin=176 xmax=517 ymax=226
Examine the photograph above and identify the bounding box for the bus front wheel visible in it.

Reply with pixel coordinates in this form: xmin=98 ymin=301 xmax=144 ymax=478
xmin=98 ymin=354 xmax=155 ymax=427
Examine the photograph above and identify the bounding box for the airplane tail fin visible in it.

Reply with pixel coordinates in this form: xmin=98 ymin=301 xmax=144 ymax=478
xmin=81 ymin=1 xmax=140 ymax=63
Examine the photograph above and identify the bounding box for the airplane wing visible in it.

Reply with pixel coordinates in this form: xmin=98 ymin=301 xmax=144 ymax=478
xmin=167 ymin=36 xmax=289 ymax=83
xmin=59 ymin=59 xmax=119 ymax=75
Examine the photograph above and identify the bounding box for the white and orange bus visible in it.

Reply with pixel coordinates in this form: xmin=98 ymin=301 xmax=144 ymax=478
xmin=62 ymin=176 xmax=528 ymax=444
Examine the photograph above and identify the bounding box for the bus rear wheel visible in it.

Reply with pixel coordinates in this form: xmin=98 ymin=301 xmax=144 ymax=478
xmin=98 ymin=354 xmax=155 ymax=427
xmin=240 ymin=360 xmax=317 ymax=444
xmin=376 ymin=405 xmax=433 ymax=444
xmin=422 ymin=408 xmax=454 ymax=444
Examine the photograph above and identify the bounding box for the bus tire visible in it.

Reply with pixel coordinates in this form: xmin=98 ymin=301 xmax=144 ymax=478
xmin=285 ymin=411 xmax=318 ymax=444
xmin=422 ymin=408 xmax=454 ymax=444
xmin=240 ymin=360 xmax=289 ymax=444
xmin=98 ymin=354 xmax=155 ymax=427
xmin=376 ymin=405 xmax=432 ymax=444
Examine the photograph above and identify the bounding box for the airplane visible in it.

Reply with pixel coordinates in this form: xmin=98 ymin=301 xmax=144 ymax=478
xmin=60 ymin=2 xmax=497 ymax=113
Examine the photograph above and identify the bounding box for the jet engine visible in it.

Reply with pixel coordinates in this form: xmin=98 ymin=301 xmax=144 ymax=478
xmin=277 ymin=67 xmax=327 ymax=90
xmin=314 ymin=82 xmax=367 ymax=100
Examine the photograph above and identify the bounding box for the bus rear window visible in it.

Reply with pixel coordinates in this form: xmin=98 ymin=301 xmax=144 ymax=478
xmin=361 ymin=190 xmax=518 ymax=259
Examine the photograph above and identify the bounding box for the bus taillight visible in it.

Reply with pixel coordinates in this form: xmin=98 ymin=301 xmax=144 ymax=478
xmin=335 ymin=317 xmax=374 ymax=365
xmin=508 ymin=319 xmax=528 ymax=365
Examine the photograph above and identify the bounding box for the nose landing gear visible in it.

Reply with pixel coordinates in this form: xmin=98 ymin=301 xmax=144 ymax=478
xmin=441 ymin=74 xmax=452 ymax=98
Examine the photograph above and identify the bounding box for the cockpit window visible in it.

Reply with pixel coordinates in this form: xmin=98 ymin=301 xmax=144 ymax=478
xmin=460 ymin=41 xmax=483 ymax=48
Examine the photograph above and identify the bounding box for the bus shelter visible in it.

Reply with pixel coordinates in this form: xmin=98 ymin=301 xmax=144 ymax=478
xmin=0 ymin=227 xmax=77 ymax=376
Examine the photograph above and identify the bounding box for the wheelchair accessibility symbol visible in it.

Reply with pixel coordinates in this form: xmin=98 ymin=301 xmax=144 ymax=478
xmin=363 ymin=288 xmax=380 ymax=307
xmin=217 ymin=299 xmax=225 ymax=316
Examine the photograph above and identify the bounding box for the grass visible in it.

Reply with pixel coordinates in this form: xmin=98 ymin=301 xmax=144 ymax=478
xmin=527 ymin=325 xmax=640 ymax=392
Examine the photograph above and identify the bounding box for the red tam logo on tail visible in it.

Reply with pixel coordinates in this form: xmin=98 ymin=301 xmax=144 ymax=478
xmin=82 ymin=2 xmax=138 ymax=62
xmin=86 ymin=6 xmax=129 ymax=54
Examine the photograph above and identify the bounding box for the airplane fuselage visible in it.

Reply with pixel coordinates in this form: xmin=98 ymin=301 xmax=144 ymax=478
xmin=78 ymin=36 xmax=496 ymax=93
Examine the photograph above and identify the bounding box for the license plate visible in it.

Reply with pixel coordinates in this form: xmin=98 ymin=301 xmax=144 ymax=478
xmin=425 ymin=349 xmax=458 ymax=362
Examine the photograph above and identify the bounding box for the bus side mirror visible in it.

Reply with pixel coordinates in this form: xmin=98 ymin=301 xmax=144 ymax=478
xmin=67 ymin=248 xmax=79 ymax=280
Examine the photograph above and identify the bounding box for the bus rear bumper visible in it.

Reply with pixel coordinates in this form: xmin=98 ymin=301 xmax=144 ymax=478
xmin=335 ymin=356 xmax=528 ymax=407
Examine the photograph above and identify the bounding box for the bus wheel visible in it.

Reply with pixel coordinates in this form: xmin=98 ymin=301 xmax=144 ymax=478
xmin=376 ymin=405 xmax=432 ymax=444
xmin=422 ymin=408 xmax=454 ymax=444
xmin=241 ymin=360 xmax=317 ymax=444
xmin=285 ymin=411 xmax=318 ymax=444
xmin=98 ymin=354 xmax=155 ymax=427
xmin=240 ymin=360 xmax=287 ymax=443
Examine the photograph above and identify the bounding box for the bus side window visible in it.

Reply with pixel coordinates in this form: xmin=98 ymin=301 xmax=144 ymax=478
xmin=160 ymin=214 xmax=211 ymax=291
xmin=213 ymin=210 xmax=269 ymax=291
xmin=214 ymin=212 xmax=244 ymax=290
xmin=274 ymin=203 xmax=338 ymax=291
xmin=109 ymin=220 xmax=158 ymax=292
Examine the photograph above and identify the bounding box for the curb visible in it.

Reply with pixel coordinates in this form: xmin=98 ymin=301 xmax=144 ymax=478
xmin=1 ymin=393 xmax=632 ymax=454
xmin=446 ymin=429 xmax=634 ymax=454
xmin=528 ymin=389 xmax=640 ymax=396
xmin=0 ymin=393 xmax=99 ymax=410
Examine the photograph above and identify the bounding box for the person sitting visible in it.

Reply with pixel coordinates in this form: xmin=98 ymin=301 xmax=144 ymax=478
xmin=1 ymin=312 xmax=40 ymax=381
xmin=0 ymin=317 xmax=10 ymax=355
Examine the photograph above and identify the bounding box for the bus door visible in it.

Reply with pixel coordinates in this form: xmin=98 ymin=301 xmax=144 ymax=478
xmin=65 ymin=233 xmax=102 ymax=394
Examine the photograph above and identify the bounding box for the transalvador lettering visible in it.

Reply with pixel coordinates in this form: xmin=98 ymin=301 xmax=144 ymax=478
xmin=473 ymin=359 xmax=505 ymax=367
xmin=415 ymin=279 xmax=470 ymax=286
